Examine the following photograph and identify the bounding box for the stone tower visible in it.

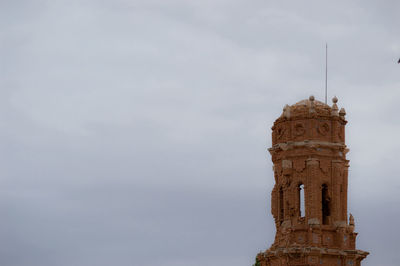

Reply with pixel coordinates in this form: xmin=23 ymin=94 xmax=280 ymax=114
xmin=256 ymin=96 xmax=368 ymax=266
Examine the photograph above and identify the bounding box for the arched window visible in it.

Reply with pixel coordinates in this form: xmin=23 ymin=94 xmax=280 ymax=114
xmin=322 ymin=184 xmax=330 ymax=225
xmin=298 ymin=184 xmax=305 ymax=217
xmin=279 ymin=187 xmax=284 ymax=224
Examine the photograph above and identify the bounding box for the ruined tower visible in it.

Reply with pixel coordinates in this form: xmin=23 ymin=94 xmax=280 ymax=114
xmin=256 ymin=96 xmax=368 ymax=266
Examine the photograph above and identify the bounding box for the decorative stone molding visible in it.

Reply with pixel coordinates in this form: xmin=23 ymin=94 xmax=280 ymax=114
xmin=308 ymin=218 xmax=320 ymax=225
xmin=319 ymin=159 xmax=330 ymax=174
xmin=270 ymin=140 xmax=346 ymax=152
xmin=334 ymin=221 xmax=347 ymax=228
xmin=294 ymin=122 xmax=306 ymax=136
xmin=306 ymin=158 xmax=319 ymax=166
xmin=331 ymin=96 xmax=339 ymax=116
xmin=282 ymin=160 xmax=292 ymax=169
xmin=283 ymin=104 xmax=291 ymax=118
xmin=339 ymin=107 xmax=346 ymax=117
xmin=280 ymin=220 xmax=292 ymax=230
xmin=293 ymin=159 xmax=306 ymax=173
xmin=317 ymin=122 xmax=330 ymax=136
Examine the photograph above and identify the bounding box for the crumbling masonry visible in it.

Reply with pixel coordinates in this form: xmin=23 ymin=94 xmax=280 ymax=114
xmin=256 ymin=96 xmax=368 ymax=266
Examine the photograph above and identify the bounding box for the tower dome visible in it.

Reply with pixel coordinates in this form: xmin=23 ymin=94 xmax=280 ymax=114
xmin=272 ymin=96 xmax=346 ymax=148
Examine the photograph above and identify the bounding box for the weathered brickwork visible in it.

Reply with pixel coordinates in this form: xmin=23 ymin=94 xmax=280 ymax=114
xmin=257 ymin=96 xmax=368 ymax=266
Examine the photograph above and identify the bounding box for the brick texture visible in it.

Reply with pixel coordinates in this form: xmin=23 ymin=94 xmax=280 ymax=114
xmin=256 ymin=96 xmax=368 ymax=266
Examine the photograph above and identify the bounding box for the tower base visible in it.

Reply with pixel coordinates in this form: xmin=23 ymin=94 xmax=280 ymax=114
xmin=256 ymin=246 xmax=368 ymax=266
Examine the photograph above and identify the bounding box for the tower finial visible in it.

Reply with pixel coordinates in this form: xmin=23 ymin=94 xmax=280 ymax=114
xmin=331 ymin=96 xmax=339 ymax=116
xmin=309 ymin=95 xmax=315 ymax=113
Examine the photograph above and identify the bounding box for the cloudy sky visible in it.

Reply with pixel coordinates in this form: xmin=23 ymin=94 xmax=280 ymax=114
xmin=1 ymin=0 xmax=399 ymax=265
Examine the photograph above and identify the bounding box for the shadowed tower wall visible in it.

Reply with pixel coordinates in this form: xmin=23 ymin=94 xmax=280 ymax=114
xmin=257 ymin=96 xmax=368 ymax=266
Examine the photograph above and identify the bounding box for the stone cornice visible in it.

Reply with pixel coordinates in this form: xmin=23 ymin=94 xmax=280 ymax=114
xmin=269 ymin=140 xmax=347 ymax=153
xmin=263 ymin=246 xmax=369 ymax=258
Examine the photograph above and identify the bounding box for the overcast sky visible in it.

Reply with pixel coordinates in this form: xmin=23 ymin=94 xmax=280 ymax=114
xmin=1 ymin=0 xmax=400 ymax=265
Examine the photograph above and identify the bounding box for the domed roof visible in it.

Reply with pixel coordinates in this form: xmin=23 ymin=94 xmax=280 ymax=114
xmin=292 ymin=99 xmax=329 ymax=107
xmin=290 ymin=98 xmax=331 ymax=116
xmin=278 ymin=96 xmax=344 ymax=121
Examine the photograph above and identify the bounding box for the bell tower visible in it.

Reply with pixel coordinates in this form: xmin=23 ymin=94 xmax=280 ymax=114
xmin=256 ymin=96 xmax=368 ymax=266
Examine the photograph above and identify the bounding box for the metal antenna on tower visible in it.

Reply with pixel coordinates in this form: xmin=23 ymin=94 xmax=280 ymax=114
xmin=325 ymin=43 xmax=328 ymax=104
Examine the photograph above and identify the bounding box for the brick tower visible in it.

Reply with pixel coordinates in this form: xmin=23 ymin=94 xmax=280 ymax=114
xmin=256 ymin=96 xmax=368 ymax=266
